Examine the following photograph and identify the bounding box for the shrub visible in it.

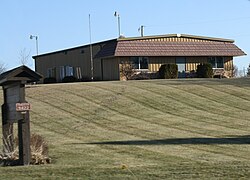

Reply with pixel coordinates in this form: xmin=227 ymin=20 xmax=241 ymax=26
xmin=0 ymin=133 xmax=51 ymax=166
xmin=43 ymin=77 xmax=57 ymax=84
xmin=158 ymin=64 xmax=178 ymax=79
xmin=29 ymin=134 xmax=51 ymax=165
xmin=62 ymin=76 xmax=78 ymax=83
xmin=120 ymin=62 xmax=135 ymax=80
xmin=196 ymin=63 xmax=213 ymax=78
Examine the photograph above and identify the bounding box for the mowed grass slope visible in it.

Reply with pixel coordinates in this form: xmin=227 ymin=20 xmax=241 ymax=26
xmin=1 ymin=78 xmax=250 ymax=179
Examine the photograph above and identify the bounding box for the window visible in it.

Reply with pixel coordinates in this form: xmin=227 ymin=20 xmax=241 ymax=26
xmin=208 ymin=57 xmax=224 ymax=68
xmin=47 ymin=67 xmax=56 ymax=78
xmin=60 ymin=66 xmax=65 ymax=80
xmin=60 ymin=66 xmax=74 ymax=80
xmin=130 ymin=57 xmax=149 ymax=70
xmin=65 ymin=66 xmax=74 ymax=76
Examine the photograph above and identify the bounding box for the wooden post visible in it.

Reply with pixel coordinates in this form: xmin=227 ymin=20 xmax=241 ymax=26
xmin=18 ymin=111 xmax=31 ymax=165
xmin=17 ymin=84 xmax=31 ymax=165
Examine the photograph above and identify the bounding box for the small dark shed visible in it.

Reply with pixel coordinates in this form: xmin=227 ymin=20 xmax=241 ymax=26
xmin=0 ymin=65 xmax=42 ymax=165
xmin=0 ymin=65 xmax=42 ymax=85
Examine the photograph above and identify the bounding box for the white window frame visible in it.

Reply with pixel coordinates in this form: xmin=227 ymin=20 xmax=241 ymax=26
xmin=208 ymin=57 xmax=224 ymax=69
xmin=130 ymin=57 xmax=149 ymax=70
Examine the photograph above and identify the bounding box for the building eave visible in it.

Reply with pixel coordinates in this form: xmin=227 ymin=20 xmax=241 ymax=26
xmin=118 ymin=34 xmax=235 ymax=43
xmin=32 ymin=38 xmax=118 ymax=59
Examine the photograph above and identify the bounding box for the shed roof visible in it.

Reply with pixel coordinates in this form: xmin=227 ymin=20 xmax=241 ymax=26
xmin=0 ymin=65 xmax=42 ymax=86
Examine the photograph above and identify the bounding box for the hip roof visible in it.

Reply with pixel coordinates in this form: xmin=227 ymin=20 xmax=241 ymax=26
xmin=95 ymin=34 xmax=246 ymax=58
xmin=114 ymin=41 xmax=246 ymax=57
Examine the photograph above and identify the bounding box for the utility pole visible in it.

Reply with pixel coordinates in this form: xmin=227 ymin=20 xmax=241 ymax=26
xmin=89 ymin=14 xmax=94 ymax=81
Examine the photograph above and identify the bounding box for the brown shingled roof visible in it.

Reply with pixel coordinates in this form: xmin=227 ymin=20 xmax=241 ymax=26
xmin=114 ymin=41 xmax=246 ymax=57
xmin=94 ymin=40 xmax=117 ymax=58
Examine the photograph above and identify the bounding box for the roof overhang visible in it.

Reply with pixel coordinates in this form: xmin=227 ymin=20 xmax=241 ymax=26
xmin=118 ymin=34 xmax=235 ymax=43
xmin=0 ymin=65 xmax=43 ymax=86
xmin=114 ymin=41 xmax=246 ymax=57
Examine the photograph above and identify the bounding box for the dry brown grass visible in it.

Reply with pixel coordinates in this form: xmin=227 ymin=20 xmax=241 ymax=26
xmin=0 ymin=78 xmax=250 ymax=179
xmin=29 ymin=134 xmax=51 ymax=165
xmin=0 ymin=133 xmax=51 ymax=166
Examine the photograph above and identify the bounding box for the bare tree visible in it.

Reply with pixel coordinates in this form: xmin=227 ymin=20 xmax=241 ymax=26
xmin=232 ymin=65 xmax=238 ymax=77
xmin=247 ymin=63 xmax=250 ymax=77
xmin=0 ymin=62 xmax=6 ymax=74
xmin=19 ymin=48 xmax=31 ymax=65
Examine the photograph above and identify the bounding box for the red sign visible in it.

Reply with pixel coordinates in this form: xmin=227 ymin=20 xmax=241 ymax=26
xmin=16 ymin=103 xmax=31 ymax=111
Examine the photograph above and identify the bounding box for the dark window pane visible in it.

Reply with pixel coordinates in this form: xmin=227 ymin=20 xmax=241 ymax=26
xmin=140 ymin=57 xmax=148 ymax=69
xmin=130 ymin=57 xmax=139 ymax=69
xmin=130 ymin=57 xmax=149 ymax=69
xmin=208 ymin=57 xmax=216 ymax=68
xmin=216 ymin=57 xmax=224 ymax=68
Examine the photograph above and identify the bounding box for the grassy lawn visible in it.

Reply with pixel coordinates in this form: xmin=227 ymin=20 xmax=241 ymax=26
xmin=0 ymin=78 xmax=250 ymax=179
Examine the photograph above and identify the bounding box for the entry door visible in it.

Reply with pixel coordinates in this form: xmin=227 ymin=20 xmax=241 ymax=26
xmin=176 ymin=57 xmax=186 ymax=78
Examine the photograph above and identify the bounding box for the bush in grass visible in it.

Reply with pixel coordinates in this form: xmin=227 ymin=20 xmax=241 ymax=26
xmin=196 ymin=63 xmax=213 ymax=78
xmin=43 ymin=77 xmax=57 ymax=84
xmin=62 ymin=76 xmax=78 ymax=83
xmin=29 ymin=134 xmax=50 ymax=165
xmin=120 ymin=62 xmax=135 ymax=80
xmin=0 ymin=133 xmax=51 ymax=166
xmin=158 ymin=64 xmax=178 ymax=79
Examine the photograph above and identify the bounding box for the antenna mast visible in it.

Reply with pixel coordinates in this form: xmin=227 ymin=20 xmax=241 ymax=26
xmin=138 ymin=25 xmax=145 ymax=37
xmin=89 ymin=14 xmax=94 ymax=81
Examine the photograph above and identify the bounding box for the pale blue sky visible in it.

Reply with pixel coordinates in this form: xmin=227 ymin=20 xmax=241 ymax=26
xmin=1 ymin=0 xmax=250 ymax=72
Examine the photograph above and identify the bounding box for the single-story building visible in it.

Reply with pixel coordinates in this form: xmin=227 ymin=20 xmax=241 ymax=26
xmin=33 ymin=34 xmax=246 ymax=82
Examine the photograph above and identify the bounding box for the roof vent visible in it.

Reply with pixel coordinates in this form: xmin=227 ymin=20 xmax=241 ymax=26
xmin=119 ymin=34 xmax=126 ymax=39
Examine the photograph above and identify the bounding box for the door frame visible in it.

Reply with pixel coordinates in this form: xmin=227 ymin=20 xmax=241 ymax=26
xmin=176 ymin=57 xmax=186 ymax=78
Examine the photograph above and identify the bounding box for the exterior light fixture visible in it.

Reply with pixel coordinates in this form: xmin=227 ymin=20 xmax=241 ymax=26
xmin=114 ymin=11 xmax=121 ymax=37
xmin=30 ymin=35 xmax=39 ymax=55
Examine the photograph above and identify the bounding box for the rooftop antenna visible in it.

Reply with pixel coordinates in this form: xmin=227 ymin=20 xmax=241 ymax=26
xmin=138 ymin=25 xmax=145 ymax=37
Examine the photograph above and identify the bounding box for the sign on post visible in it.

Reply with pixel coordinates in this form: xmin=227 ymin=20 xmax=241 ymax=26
xmin=16 ymin=103 xmax=31 ymax=112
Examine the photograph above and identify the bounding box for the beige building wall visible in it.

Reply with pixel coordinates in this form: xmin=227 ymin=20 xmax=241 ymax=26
xmin=117 ymin=56 xmax=234 ymax=79
xmin=138 ymin=36 xmax=217 ymax=43
xmin=102 ymin=57 xmax=120 ymax=81
xmin=35 ymin=42 xmax=108 ymax=82
xmin=149 ymin=57 xmax=175 ymax=72
xmin=148 ymin=56 xmax=233 ymax=73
